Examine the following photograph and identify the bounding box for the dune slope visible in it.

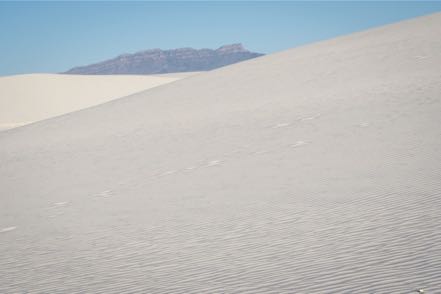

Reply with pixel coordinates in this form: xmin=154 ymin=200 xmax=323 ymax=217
xmin=1 ymin=13 xmax=441 ymax=293
xmin=0 ymin=73 xmax=196 ymax=130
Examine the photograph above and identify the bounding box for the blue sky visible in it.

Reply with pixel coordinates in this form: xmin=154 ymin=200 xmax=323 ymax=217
xmin=1 ymin=1 xmax=441 ymax=76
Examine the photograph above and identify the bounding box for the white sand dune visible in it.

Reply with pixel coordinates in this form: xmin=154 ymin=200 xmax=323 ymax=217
xmin=0 ymin=73 xmax=197 ymax=130
xmin=1 ymin=13 xmax=441 ymax=293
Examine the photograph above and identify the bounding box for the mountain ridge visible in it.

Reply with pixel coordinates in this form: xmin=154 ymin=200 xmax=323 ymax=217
xmin=64 ymin=43 xmax=263 ymax=75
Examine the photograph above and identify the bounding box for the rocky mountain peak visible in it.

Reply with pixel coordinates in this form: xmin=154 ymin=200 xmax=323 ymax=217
xmin=64 ymin=44 xmax=264 ymax=75
xmin=216 ymin=43 xmax=247 ymax=53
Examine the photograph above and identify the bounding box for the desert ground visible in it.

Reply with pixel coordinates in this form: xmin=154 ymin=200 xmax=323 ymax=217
xmin=1 ymin=13 xmax=440 ymax=293
xmin=0 ymin=72 xmax=197 ymax=130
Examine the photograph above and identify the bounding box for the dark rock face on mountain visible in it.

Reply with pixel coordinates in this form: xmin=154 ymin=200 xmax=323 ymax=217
xmin=64 ymin=44 xmax=264 ymax=75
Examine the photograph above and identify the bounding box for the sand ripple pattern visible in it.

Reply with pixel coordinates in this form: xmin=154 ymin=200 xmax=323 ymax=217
xmin=1 ymin=188 xmax=441 ymax=293
xmin=2 ymin=12 xmax=441 ymax=294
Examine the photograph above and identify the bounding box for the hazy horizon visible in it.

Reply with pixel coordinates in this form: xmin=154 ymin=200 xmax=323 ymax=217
xmin=1 ymin=1 xmax=441 ymax=76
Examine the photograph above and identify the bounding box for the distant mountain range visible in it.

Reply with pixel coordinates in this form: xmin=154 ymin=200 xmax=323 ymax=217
xmin=64 ymin=43 xmax=264 ymax=75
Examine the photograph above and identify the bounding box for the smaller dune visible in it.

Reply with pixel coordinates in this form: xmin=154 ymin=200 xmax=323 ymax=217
xmin=0 ymin=73 xmax=197 ymax=130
